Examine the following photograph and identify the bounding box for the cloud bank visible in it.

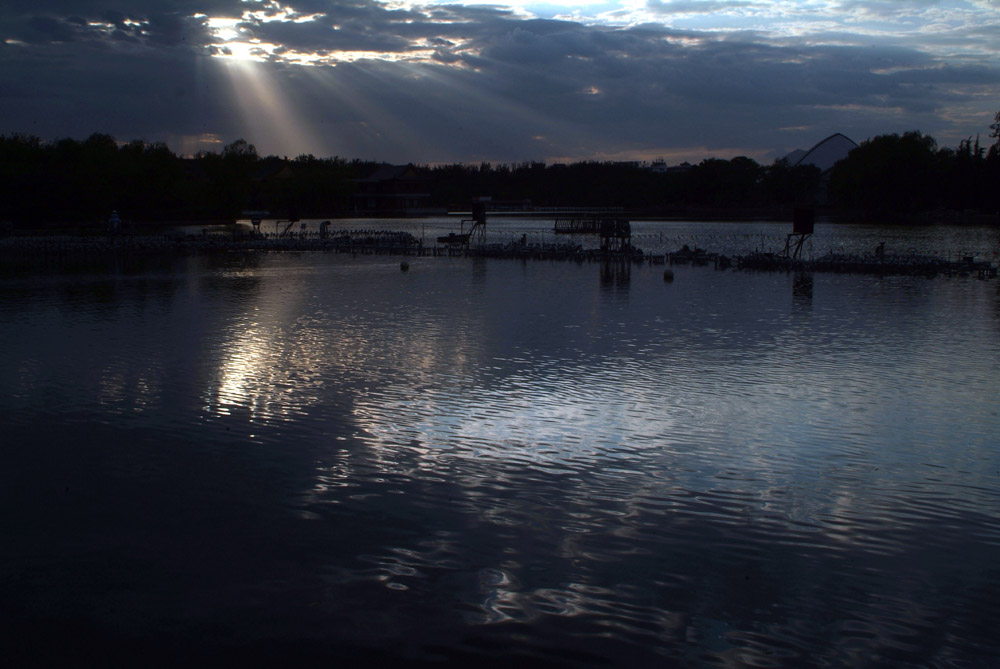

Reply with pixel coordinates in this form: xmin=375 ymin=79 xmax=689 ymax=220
xmin=2 ymin=0 xmax=999 ymax=163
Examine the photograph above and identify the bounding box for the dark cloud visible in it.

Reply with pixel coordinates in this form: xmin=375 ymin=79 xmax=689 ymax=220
xmin=4 ymin=5 xmax=211 ymax=49
xmin=889 ymin=64 xmax=1000 ymax=85
xmin=26 ymin=16 xmax=82 ymax=43
xmin=1 ymin=38 xmax=224 ymax=144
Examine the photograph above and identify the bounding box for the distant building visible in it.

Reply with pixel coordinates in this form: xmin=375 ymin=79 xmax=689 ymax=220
xmin=666 ymin=161 xmax=693 ymax=175
xmin=353 ymin=164 xmax=433 ymax=216
xmin=646 ymin=160 xmax=692 ymax=174
xmin=481 ymin=198 xmax=534 ymax=212
xmin=784 ymin=133 xmax=858 ymax=173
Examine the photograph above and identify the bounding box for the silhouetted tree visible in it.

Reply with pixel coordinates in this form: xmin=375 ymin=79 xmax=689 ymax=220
xmin=828 ymin=131 xmax=941 ymax=218
xmin=5 ymin=126 xmax=998 ymax=226
xmin=680 ymin=157 xmax=764 ymax=207
xmin=0 ymin=134 xmax=45 ymax=221
xmin=222 ymin=138 xmax=258 ymax=161
xmin=989 ymin=109 xmax=1000 ymax=160
xmin=764 ymin=159 xmax=822 ymax=206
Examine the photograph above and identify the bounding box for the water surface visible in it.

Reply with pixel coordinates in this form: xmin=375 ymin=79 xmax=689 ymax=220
xmin=2 ymin=233 xmax=999 ymax=665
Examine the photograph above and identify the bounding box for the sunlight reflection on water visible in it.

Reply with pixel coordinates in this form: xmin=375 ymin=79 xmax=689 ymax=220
xmin=1 ymin=242 xmax=999 ymax=664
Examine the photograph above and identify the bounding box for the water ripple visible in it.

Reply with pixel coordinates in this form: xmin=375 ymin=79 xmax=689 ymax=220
xmin=2 ymin=249 xmax=999 ymax=664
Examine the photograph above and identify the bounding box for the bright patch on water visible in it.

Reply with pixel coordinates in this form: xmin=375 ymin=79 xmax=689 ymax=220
xmin=1 ymin=228 xmax=998 ymax=664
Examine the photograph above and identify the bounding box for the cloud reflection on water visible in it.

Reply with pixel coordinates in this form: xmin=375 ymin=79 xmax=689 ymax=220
xmin=4 ymin=245 xmax=998 ymax=664
xmin=203 ymin=253 xmax=996 ymax=661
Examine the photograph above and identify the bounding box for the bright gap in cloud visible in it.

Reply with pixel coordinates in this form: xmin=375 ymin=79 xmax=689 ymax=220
xmin=203 ymin=5 xmax=449 ymax=65
xmin=412 ymin=0 xmax=615 ymax=8
xmin=201 ymin=0 xmax=1000 ymax=68
xmin=206 ymin=17 xmax=242 ymax=42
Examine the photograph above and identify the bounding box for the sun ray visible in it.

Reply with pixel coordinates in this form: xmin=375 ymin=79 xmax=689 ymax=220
xmin=217 ymin=58 xmax=326 ymax=158
xmin=296 ymin=63 xmax=438 ymax=160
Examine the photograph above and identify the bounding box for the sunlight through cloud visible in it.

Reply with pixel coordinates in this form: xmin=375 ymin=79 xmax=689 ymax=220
xmin=218 ymin=58 xmax=324 ymax=156
xmin=6 ymin=0 xmax=997 ymax=164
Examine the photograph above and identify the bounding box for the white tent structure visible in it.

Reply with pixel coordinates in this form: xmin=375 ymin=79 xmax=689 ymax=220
xmin=784 ymin=133 xmax=858 ymax=173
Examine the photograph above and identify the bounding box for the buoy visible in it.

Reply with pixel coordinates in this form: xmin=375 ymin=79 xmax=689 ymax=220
xmin=400 ymin=261 xmax=409 ymax=272
xmin=663 ymin=269 xmax=674 ymax=282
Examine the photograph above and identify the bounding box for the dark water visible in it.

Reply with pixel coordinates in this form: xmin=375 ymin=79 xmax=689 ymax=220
xmin=2 ymin=233 xmax=999 ymax=666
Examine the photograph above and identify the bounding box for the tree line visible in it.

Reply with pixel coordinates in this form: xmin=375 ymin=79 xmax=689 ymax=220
xmin=0 ymin=134 xmax=379 ymax=225
xmin=828 ymin=126 xmax=1000 ymax=219
xmin=2 ymin=112 xmax=998 ymax=226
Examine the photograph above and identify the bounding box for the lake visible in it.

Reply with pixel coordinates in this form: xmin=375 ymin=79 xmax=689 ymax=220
xmin=1 ymin=221 xmax=999 ymax=666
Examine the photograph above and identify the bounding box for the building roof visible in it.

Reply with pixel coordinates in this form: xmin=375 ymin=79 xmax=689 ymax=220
xmin=785 ymin=133 xmax=858 ymax=172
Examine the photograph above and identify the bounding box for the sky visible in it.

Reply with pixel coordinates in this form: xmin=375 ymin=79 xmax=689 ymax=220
xmin=2 ymin=0 xmax=999 ymax=164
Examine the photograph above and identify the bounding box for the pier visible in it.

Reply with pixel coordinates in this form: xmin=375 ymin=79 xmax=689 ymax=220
xmin=0 ymin=229 xmax=994 ymax=279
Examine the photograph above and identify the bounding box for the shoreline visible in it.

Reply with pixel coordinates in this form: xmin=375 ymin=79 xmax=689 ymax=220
xmin=4 ymin=207 xmax=999 ymax=233
xmin=1 ymin=231 xmax=995 ymax=279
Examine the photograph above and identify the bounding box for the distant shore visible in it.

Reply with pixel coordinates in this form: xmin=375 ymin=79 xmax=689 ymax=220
xmin=1 ymin=226 xmax=995 ymax=281
xmin=3 ymin=206 xmax=999 ymax=235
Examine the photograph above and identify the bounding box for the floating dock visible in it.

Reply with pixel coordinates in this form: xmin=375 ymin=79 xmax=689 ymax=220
xmin=554 ymin=218 xmax=602 ymax=234
xmin=0 ymin=231 xmax=994 ymax=279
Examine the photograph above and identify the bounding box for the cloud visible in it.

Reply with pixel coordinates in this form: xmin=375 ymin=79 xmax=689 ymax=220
xmin=646 ymin=0 xmax=763 ymax=15
xmin=1 ymin=0 xmax=999 ymax=163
